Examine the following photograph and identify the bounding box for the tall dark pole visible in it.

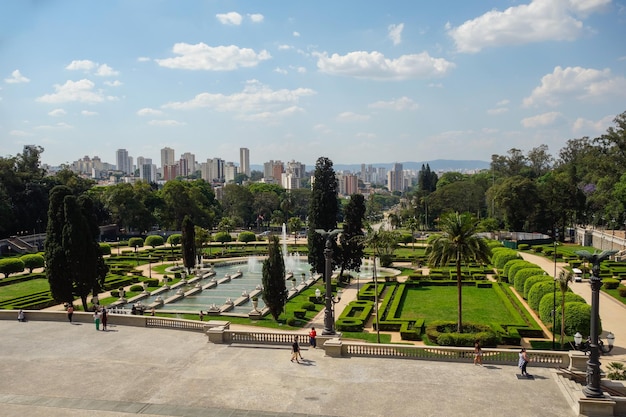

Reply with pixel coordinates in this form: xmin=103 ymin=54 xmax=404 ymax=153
xmin=576 ymin=250 xmax=616 ymax=398
xmin=552 ymin=229 xmax=558 ymax=350
xmin=323 ymin=238 xmax=335 ymax=335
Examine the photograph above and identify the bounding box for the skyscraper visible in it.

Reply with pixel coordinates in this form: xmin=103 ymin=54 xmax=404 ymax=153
xmin=116 ymin=149 xmax=131 ymax=175
xmin=160 ymin=147 xmax=175 ymax=170
xmin=239 ymin=147 xmax=250 ymax=177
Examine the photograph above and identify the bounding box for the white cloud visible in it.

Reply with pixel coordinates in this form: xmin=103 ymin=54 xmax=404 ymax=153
xmin=36 ymin=79 xmax=105 ymax=103
xmin=148 ymin=119 xmax=185 ymax=126
xmin=5 ymin=69 xmax=30 ymax=84
xmin=96 ymin=64 xmax=119 ymax=76
xmin=315 ymin=50 xmax=454 ymax=80
xmin=523 ymin=66 xmax=626 ymax=107
xmin=448 ymin=0 xmax=610 ymax=53
xmin=216 ymin=12 xmax=243 ymax=25
xmin=248 ymin=13 xmax=264 ymax=23
xmin=81 ymin=110 xmax=98 ymax=116
xmin=155 ymin=42 xmax=271 ymax=71
xmin=66 ymin=60 xmax=97 ymax=71
xmin=278 ymin=44 xmax=292 ymax=50
xmin=48 ymin=108 xmax=66 ymax=117
xmin=104 ymin=80 xmax=122 ymax=87
xmin=239 ymin=106 xmax=304 ymax=122
xmin=572 ymin=114 xmax=614 ymax=133
xmin=137 ymin=108 xmax=164 ymax=116
xmin=9 ymin=130 xmax=32 ymax=137
xmin=487 ymin=107 xmax=509 ymax=115
xmin=137 ymin=57 xmax=151 ymax=62
xmin=274 ymin=67 xmax=288 ymax=74
xmin=496 ymin=99 xmax=510 ymax=106
xmin=296 ymin=66 xmax=306 ymax=73
xmin=388 ymin=23 xmax=404 ymax=46
xmin=162 ymin=80 xmax=316 ymax=119
xmin=336 ymin=112 xmax=370 ymax=122
xmin=521 ymin=111 xmax=562 ymax=127
xmin=368 ymin=96 xmax=418 ymax=111
xmin=293 ymin=31 xmax=300 ymax=37
xmin=34 ymin=122 xmax=73 ymax=130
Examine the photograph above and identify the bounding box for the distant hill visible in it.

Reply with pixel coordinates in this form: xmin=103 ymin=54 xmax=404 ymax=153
xmin=250 ymin=159 xmax=489 ymax=174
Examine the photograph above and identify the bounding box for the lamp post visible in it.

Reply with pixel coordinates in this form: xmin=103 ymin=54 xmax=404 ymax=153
xmin=149 ymin=255 xmax=152 ymax=279
xmin=315 ymin=229 xmax=342 ymax=335
xmin=552 ymin=229 xmax=558 ymax=350
xmin=575 ymin=249 xmax=617 ymax=398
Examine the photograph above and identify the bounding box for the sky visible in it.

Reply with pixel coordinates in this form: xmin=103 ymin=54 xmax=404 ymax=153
xmin=1 ymin=0 xmax=625 ymax=168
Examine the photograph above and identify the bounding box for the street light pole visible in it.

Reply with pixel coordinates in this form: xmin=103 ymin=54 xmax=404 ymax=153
xmin=149 ymin=255 xmax=152 ymax=279
xmin=552 ymin=229 xmax=558 ymax=350
xmin=315 ymin=229 xmax=342 ymax=335
xmin=575 ymin=249 xmax=617 ymax=398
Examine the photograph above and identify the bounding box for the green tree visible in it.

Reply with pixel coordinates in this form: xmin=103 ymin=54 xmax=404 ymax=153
xmin=238 ymin=231 xmax=256 ymax=243
xmin=194 ymin=226 xmax=210 ymax=262
xmin=128 ymin=237 xmax=144 ymax=252
xmin=426 ymin=212 xmax=492 ymax=333
xmin=307 ymin=157 xmax=340 ymax=274
xmin=45 ymin=186 xmax=108 ymax=310
xmin=262 ymin=236 xmax=287 ymax=320
xmin=181 ymin=215 xmax=196 ymax=272
xmin=0 ymin=258 xmax=25 ymax=278
xmin=221 ymin=184 xmax=254 ymax=227
xmin=145 ymin=235 xmax=164 ymax=248
xmin=338 ymin=194 xmax=366 ymax=277
xmin=405 ymin=217 xmax=419 ymax=250
xmin=20 ymin=253 xmax=45 ymax=273
xmin=556 ymin=269 xmax=573 ymax=349
xmin=288 ymin=216 xmax=303 ymax=244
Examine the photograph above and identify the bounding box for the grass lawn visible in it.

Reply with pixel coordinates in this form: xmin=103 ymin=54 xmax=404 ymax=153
xmin=602 ymin=287 xmax=626 ymax=305
xmin=0 ymin=278 xmax=50 ymax=303
xmin=399 ymin=285 xmax=519 ymax=324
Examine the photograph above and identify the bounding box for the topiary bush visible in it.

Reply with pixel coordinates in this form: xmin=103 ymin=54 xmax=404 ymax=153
xmin=492 ymin=249 xmax=519 ymax=270
xmin=0 ymin=258 xmax=25 ymax=278
xmin=513 ymin=268 xmax=545 ymax=294
xmin=99 ymin=243 xmax=112 ymax=256
xmin=214 ymin=232 xmax=232 ymax=243
xmin=618 ymin=287 xmax=626 ymax=298
xmin=129 ymin=284 xmax=143 ymax=292
xmin=145 ymin=235 xmax=165 ymax=248
xmin=528 ymin=281 xmax=554 ymax=311
xmin=128 ymin=237 xmax=144 ymax=250
xmin=238 ymin=231 xmax=256 ymax=243
xmin=603 ymin=278 xmax=620 ymax=290
xmin=425 ymin=321 xmax=500 ymax=347
xmin=301 ymin=301 xmax=316 ymax=311
xmin=538 ymin=292 xmax=585 ymax=323
xmin=20 ymin=253 xmax=45 ymax=273
xmin=523 ymin=274 xmax=552 ymax=299
xmin=561 ymin=302 xmax=598 ymax=337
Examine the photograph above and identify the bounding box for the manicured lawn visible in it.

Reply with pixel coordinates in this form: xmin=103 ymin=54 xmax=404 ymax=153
xmin=0 ymin=278 xmax=50 ymax=303
xmin=399 ymin=285 xmax=519 ymax=323
xmin=602 ymin=287 xmax=626 ymax=305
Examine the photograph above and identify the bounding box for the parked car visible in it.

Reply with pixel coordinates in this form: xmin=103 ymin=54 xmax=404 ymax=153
xmin=573 ymin=268 xmax=583 ymax=282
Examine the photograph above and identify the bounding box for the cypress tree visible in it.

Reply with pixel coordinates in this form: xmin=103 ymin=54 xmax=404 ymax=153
xmin=262 ymin=236 xmax=287 ymax=320
xmin=307 ymin=156 xmax=339 ymax=274
xmin=181 ymin=215 xmax=196 ymax=272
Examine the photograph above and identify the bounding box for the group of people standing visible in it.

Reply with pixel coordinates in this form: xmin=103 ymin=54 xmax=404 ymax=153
xmin=290 ymin=327 xmax=317 ymax=363
xmin=93 ymin=307 xmax=108 ymax=331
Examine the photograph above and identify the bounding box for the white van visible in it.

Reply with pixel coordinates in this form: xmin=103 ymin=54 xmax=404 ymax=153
xmin=572 ymin=268 xmax=583 ymax=282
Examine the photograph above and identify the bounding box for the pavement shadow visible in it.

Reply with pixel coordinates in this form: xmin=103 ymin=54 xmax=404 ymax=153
xmin=298 ymin=358 xmax=316 ymax=366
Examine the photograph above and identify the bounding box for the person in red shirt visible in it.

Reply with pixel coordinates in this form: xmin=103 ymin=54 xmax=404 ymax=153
xmin=309 ymin=327 xmax=317 ymax=348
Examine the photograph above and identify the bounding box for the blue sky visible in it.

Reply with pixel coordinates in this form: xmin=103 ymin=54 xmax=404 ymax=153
xmin=1 ymin=0 xmax=625 ymax=168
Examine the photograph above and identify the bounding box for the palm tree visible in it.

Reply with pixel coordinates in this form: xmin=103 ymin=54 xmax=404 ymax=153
xmin=556 ymin=269 xmax=573 ymax=349
xmin=426 ymin=212 xmax=492 ymax=333
xmin=405 ymin=217 xmax=419 ymax=251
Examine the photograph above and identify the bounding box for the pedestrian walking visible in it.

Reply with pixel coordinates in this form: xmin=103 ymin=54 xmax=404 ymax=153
xmin=67 ymin=305 xmax=74 ymax=323
xmin=518 ymin=348 xmax=530 ymax=377
xmin=17 ymin=309 xmax=25 ymax=322
xmin=94 ymin=309 xmax=101 ymax=331
xmin=291 ymin=336 xmax=301 ymax=363
xmin=474 ymin=340 xmax=483 ymax=366
xmin=309 ymin=327 xmax=317 ymax=349
xmin=199 ymin=310 xmax=204 ymax=321
xmin=101 ymin=307 xmax=108 ymax=331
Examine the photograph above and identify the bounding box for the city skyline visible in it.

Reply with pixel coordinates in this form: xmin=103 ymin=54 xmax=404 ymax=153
xmin=2 ymin=1 xmax=625 ymax=167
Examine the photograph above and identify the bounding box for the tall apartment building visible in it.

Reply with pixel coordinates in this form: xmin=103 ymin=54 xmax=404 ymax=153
xmin=263 ymin=160 xmax=284 ymax=183
xmin=201 ymin=158 xmax=225 ymax=182
xmin=160 ymin=147 xmax=175 ymax=170
xmin=387 ymin=163 xmax=404 ymax=192
xmin=72 ymin=155 xmax=104 ymax=177
xmin=239 ymin=147 xmax=250 ymax=177
xmin=163 ymin=164 xmax=179 ymax=181
xmin=180 ymin=152 xmax=195 ymax=177
xmin=137 ymin=157 xmax=156 ymax=183
xmin=116 ymin=149 xmax=132 ymax=175
xmin=224 ymin=162 xmax=238 ymax=183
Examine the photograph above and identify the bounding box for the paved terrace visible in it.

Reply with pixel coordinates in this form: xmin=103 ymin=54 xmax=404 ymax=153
xmin=0 ymin=320 xmax=574 ymax=417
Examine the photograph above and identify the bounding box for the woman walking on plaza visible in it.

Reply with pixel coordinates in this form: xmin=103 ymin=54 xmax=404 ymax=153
xmin=518 ymin=348 xmax=530 ymax=377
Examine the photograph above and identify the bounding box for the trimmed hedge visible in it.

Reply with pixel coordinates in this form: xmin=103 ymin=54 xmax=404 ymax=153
xmin=560 ymin=302 xmax=598 ymax=337
xmin=523 ymin=275 xmax=552 ymax=299
xmin=603 ymin=278 xmax=620 ymax=290
xmin=538 ymin=291 xmax=585 ymax=323
xmin=528 ymin=281 xmax=555 ymax=311
xmin=425 ymin=321 xmax=500 ymax=347
xmin=513 ymin=267 xmax=544 ymax=294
